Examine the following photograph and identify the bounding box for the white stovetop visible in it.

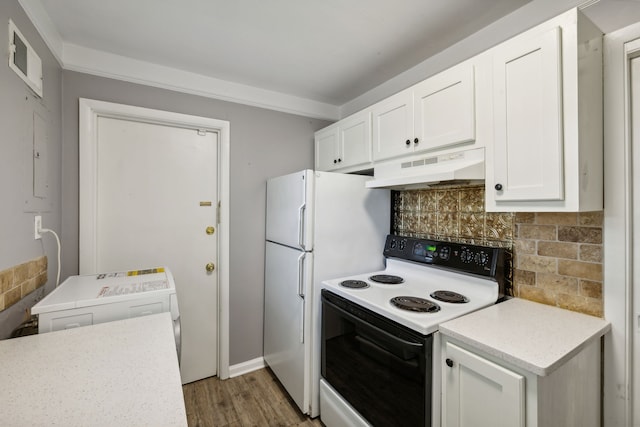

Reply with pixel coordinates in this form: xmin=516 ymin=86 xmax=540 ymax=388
xmin=0 ymin=313 xmax=187 ymax=426
xmin=321 ymin=258 xmax=499 ymax=335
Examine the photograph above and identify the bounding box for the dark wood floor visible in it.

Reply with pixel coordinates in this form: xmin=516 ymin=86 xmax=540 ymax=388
xmin=183 ymin=368 xmax=324 ymax=427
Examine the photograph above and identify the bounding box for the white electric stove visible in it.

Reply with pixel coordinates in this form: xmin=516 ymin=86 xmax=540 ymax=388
xmin=322 ymin=257 xmax=501 ymax=336
xmin=319 ymin=235 xmax=509 ymax=427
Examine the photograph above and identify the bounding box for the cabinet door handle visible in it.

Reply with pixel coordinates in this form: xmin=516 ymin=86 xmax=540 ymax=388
xmin=446 ymin=358 xmax=454 ymax=368
xmin=495 ymin=183 xmax=503 ymax=191
xmin=337 ymin=158 xmax=342 ymax=163
xmin=414 ymin=138 xmax=419 ymax=144
xmin=333 ymin=159 xmax=337 ymax=164
xmin=405 ymin=139 xmax=411 ymax=146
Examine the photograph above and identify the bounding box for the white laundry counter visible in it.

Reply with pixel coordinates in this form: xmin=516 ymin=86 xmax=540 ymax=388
xmin=0 ymin=312 xmax=187 ymax=426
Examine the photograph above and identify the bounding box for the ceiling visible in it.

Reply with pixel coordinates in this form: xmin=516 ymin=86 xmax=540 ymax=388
xmin=18 ymin=0 xmax=640 ymax=119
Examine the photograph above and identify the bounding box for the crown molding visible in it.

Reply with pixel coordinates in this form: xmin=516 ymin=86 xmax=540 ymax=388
xmin=63 ymin=44 xmax=340 ymax=120
xmin=18 ymin=0 xmax=340 ymax=121
xmin=18 ymin=0 xmax=64 ymax=66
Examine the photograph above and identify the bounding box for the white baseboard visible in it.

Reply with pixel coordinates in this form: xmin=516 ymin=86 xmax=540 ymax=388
xmin=228 ymin=357 xmax=266 ymax=378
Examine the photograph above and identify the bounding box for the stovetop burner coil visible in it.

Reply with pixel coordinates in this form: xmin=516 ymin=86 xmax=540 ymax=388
xmin=430 ymin=290 xmax=469 ymax=304
xmin=340 ymin=280 xmax=369 ymax=289
xmin=390 ymin=296 xmax=441 ymax=313
xmin=369 ymin=274 xmax=404 ymax=284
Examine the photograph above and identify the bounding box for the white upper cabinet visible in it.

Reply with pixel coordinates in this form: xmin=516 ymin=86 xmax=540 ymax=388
xmin=413 ymin=63 xmax=475 ymax=153
xmin=314 ymin=110 xmax=372 ymax=172
xmin=314 ymin=123 xmax=339 ymax=172
xmin=339 ymin=111 xmax=372 ymax=169
xmin=486 ymin=9 xmax=603 ymax=211
xmin=492 ymin=27 xmax=563 ymax=202
xmin=371 ymin=90 xmax=413 ymax=160
xmin=371 ymin=61 xmax=477 ymax=162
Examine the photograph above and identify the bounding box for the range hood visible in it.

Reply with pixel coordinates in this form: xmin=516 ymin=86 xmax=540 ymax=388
xmin=365 ymin=147 xmax=485 ymax=190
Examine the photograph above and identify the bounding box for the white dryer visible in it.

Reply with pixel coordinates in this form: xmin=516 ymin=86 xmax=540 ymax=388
xmin=32 ymin=267 xmax=181 ymax=360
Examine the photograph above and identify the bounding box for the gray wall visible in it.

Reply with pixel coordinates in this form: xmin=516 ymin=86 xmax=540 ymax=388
xmin=340 ymin=0 xmax=640 ymax=117
xmin=61 ymin=71 xmax=331 ymax=364
xmin=0 ymin=1 xmax=62 ymax=338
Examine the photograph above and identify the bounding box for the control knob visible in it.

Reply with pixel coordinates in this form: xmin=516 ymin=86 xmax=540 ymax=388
xmin=460 ymin=248 xmax=473 ymax=263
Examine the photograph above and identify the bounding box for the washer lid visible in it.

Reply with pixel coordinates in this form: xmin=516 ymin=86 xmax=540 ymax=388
xmin=31 ymin=267 xmax=175 ymax=314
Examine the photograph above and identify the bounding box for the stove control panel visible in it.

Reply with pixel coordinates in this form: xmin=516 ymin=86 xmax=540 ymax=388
xmin=383 ymin=235 xmax=505 ymax=278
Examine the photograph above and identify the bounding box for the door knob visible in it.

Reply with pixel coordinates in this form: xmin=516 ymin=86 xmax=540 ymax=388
xmin=446 ymin=358 xmax=454 ymax=368
xmin=206 ymin=226 xmax=215 ymax=235
xmin=205 ymin=263 xmax=215 ymax=273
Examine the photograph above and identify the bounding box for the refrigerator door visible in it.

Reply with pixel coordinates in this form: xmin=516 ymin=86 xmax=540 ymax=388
xmin=266 ymin=170 xmax=313 ymax=250
xmin=263 ymin=241 xmax=313 ymax=414
xmin=308 ymin=171 xmax=391 ymax=418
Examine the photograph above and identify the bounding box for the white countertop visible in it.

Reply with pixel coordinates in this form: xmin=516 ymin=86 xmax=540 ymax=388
xmin=0 ymin=312 xmax=187 ymax=426
xmin=439 ymin=298 xmax=611 ymax=376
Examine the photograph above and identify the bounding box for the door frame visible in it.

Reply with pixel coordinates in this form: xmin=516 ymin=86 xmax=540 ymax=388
xmin=603 ymin=23 xmax=640 ymax=426
xmin=78 ymin=98 xmax=231 ymax=379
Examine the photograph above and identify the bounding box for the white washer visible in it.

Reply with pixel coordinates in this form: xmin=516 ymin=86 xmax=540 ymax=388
xmin=32 ymin=267 xmax=181 ymax=360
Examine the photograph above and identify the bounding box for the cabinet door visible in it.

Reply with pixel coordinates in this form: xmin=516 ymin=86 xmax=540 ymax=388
xmin=371 ymin=90 xmax=414 ymax=161
xmin=492 ymin=27 xmax=564 ymax=201
xmin=314 ymin=125 xmax=339 ymax=171
xmin=443 ymin=342 xmax=525 ymax=427
xmin=339 ymin=111 xmax=372 ymax=169
xmin=414 ymin=63 xmax=475 ymax=153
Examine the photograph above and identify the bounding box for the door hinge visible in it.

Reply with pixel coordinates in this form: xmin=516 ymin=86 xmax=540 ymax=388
xmin=197 ymin=129 xmax=207 ymax=136
xmin=216 ymin=201 xmax=221 ymax=225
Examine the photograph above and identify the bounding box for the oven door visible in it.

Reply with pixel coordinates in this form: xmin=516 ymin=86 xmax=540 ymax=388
xmin=321 ymin=290 xmax=432 ymax=427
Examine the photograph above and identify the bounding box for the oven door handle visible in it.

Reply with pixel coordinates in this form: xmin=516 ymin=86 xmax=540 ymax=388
xmin=323 ymin=297 xmax=423 ymax=353
xmin=355 ymin=334 xmax=419 ymax=364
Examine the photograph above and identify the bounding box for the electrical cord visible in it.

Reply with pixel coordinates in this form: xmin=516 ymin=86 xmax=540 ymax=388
xmin=40 ymin=228 xmax=61 ymax=287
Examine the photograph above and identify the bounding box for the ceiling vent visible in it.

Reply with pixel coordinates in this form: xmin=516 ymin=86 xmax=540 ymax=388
xmin=8 ymin=19 xmax=43 ymax=97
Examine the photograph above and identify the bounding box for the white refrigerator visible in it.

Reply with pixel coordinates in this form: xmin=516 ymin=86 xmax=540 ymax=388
xmin=264 ymin=169 xmax=390 ymax=417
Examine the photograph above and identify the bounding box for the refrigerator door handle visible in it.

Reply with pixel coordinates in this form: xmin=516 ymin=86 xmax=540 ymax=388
xmin=298 ymin=203 xmax=306 ymax=250
xmin=297 ymin=252 xmax=306 ymax=298
xmin=297 ymin=252 xmax=306 ymax=343
xmin=300 ymin=298 xmax=305 ymax=344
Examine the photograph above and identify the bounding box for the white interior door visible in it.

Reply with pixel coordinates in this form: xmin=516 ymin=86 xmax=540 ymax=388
xmin=94 ymin=116 xmax=218 ymax=384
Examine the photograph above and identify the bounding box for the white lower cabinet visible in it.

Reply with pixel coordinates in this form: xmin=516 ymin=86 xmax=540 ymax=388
xmin=443 ymin=341 xmax=525 ymax=427
xmin=442 ymin=336 xmax=601 ymax=427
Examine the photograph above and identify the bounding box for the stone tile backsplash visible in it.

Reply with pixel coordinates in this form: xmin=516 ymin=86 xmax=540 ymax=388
xmin=513 ymin=212 xmax=603 ymax=317
xmin=0 ymin=256 xmax=48 ymax=311
xmin=392 ymin=185 xmax=604 ymax=317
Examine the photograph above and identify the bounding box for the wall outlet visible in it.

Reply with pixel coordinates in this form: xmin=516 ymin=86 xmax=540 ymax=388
xmin=34 ymin=215 xmax=42 ymax=240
